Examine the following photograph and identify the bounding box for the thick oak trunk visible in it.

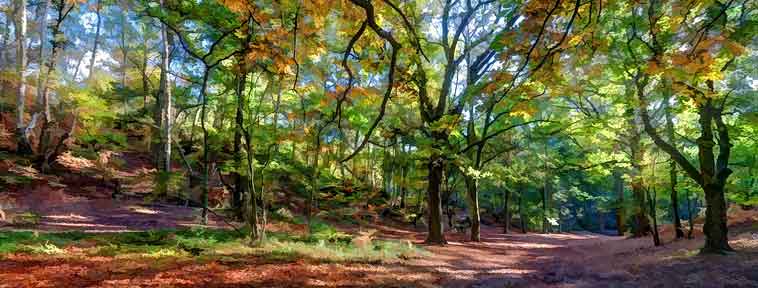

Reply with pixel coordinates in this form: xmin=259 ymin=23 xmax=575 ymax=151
xmin=702 ymin=183 xmax=732 ymax=253
xmin=629 ymin=124 xmax=650 ymax=237
xmin=425 ymin=147 xmax=446 ymax=244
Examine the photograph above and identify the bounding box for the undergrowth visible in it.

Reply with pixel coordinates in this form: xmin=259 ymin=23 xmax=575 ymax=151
xmin=0 ymin=225 xmax=425 ymax=264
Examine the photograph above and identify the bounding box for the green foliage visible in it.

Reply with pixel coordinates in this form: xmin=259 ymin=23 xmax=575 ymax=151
xmin=309 ymin=221 xmax=353 ymax=244
xmin=11 ymin=212 xmax=42 ymax=227
xmin=152 ymin=171 xmax=186 ymax=198
xmin=77 ymin=131 xmax=128 ymax=150
xmin=0 ymin=175 xmax=34 ymax=186
xmin=0 ymin=227 xmax=423 ymax=264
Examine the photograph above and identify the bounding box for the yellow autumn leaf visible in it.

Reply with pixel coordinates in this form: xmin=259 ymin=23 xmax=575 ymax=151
xmin=568 ymin=34 xmax=583 ymax=46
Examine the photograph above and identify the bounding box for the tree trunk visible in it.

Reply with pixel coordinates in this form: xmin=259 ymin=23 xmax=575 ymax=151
xmin=702 ymin=183 xmax=732 ymax=253
xmin=15 ymin=0 xmax=32 ymax=155
xmin=399 ymin=144 xmax=407 ymax=209
xmin=664 ymin=95 xmax=684 ymax=239
xmin=697 ymin=100 xmax=732 ymax=253
xmin=503 ymin=188 xmax=511 ymax=234
xmin=241 ymin=67 xmax=259 ymax=242
xmin=141 ymin=24 xmax=150 ymax=107
xmin=36 ymin=0 xmax=50 ymax=105
xmin=308 ymin=129 xmax=320 ymax=234
xmin=159 ymin=1 xmax=172 ymax=174
xmin=0 ymin=9 xmax=10 ymax=67
xmin=518 ymin=189 xmax=527 ymax=234
xmin=629 ymin=124 xmax=650 ymax=237
xmin=86 ymin=0 xmax=102 ymax=81
xmin=464 ymin=175 xmax=481 ymax=241
xmin=425 ymin=138 xmax=446 ymax=244
xmin=649 ymin=188 xmax=661 ymax=246
xmin=72 ymin=52 xmax=85 ymax=82
xmin=152 ymin=8 xmax=168 ymax=170
xmin=37 ymin=0 xmax=70 ymax=172
xmin=613 ymin=169 xmax=625 ymax=236
xmin=119 ymin=8 xmax=128 ymax=129
xmin=245 ymin=125 xmax=259 ymax=241
xmin=200 ymin=68 xmax=210 ymax=224
xmin=542 ymin=143 xmax=550 ymax=233
xmin=686 ymin=188 xmax=694 ymax=239
xmin=232 ymin=72 xmax=246 ymax=216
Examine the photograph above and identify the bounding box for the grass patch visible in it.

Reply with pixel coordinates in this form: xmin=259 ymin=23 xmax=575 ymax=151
xmin=255 ymin=237 xmax=423 ymax=263
xmin=0 ymin=231 xmax=89 ymax=254
xmin=0 ymin=223 xmax=425 ymax=264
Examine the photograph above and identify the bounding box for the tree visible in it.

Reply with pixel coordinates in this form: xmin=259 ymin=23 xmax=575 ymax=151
xmin=14 ymin=0 xmax=32 ymax=154
xmin=86 ymin=0 xmax=103 ymax=82
xmin=159 ymin=0 xmax=172 ymax=174
xmin=37 ymin=0 xmax=77 ymax=172
xmin=629 ymin=0 xmax=752 ymax=254
xmin=344 ymin=0 xmax=589 ymax=244
xmin=663 ymin=88 xmax=685 ymax=239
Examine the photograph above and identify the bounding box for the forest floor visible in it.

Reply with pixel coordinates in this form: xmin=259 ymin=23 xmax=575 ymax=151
xmin=1 ymin=183 xmax=756 ymax=288
xmin=1 ymin=152 xmax=757 ymax=287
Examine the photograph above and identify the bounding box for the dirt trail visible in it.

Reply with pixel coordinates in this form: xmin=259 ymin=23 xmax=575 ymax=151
xmin=391 ymin=226 xmax=630 ymax=287
xmin=396 ymin=221 xmax=758 ymax=288
xmin=359 ymin=215 xmax=758 ymax=288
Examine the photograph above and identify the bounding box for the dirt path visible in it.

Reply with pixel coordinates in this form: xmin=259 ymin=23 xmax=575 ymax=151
xmin=398 ymin=223 xmax=758 ymax=288
xmin=417 ymin=232 xmax=618 ymax=287
xmin=382 ymin=225 xmax=630 ymax=287
xmin=360 ymin=218 xmax=758 ymax=288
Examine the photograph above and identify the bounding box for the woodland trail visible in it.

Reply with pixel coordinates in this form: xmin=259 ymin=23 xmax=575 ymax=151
xmin=367 ymin=221 xmax=758 ymax=288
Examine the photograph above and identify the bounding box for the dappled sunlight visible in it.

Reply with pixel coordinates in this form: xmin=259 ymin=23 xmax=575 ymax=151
xmin=530 ymin=233 xmax=602 ymax=240
xmin=40 ymin=222 xmax=127 ymax=229
xmin=491 ymin=241 xmax=565 ymax=249
xmin=489 ymin=268 xmax=537 ymax=275
xmin=43 ymin=213 xmax=92 ymax=221
xmin=127 ymin=206 xmax=162 ymax=215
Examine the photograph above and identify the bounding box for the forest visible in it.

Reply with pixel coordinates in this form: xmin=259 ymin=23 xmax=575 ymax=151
xmin=0 ymin=0 xmax=756 ymax=286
